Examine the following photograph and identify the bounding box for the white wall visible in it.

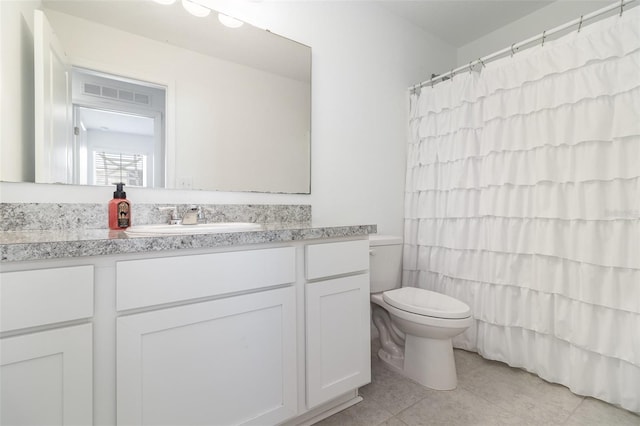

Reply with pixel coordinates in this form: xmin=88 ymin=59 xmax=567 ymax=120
xmin=0 ymin=1 xmax=40 ymax=182
xmin=0 ymin=1 xmax=455 ymax=236
xmin=457 ymin=0 xmax=612 ymax=66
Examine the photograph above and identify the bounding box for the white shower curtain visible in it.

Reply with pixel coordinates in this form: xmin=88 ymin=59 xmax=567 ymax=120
xmin=403 ymin=8 xmax=640 ymax=413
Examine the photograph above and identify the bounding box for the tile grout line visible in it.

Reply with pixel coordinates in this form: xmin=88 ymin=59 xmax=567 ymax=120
xmin=456 ymin=382 xmax=534 ymax=424
xmin=561 ymin=397 xmax=586 ymax=425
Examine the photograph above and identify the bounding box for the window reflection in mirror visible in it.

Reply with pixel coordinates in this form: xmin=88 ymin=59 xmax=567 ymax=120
xmin=72 ymin=69 xmax=166 ymax=188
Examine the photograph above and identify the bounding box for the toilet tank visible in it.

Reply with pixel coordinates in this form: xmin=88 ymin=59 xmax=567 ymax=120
xmin=369 ymin=235 xmax=403 ymax=293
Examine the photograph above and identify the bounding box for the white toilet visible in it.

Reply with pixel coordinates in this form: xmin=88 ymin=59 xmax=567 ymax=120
xmin=369 ymin=235 xmax=473 ymax=390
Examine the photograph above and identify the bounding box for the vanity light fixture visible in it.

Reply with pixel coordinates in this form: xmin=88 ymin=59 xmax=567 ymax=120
xmin=181 ymin=0 xmax=211 ymax=18
xmin=154 ymin=0 xmax=234 ymax=23
xmin=218 ymin=13 xmax=244 ymax=28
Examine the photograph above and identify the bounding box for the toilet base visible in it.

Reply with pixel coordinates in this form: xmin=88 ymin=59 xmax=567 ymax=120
xmin=404 ymin=334 xmax=457 ymax=390
xmin=377 ymin=347 xmax=404 ymax=375
xmin=375 ymin=336 xmax=459 ymax=391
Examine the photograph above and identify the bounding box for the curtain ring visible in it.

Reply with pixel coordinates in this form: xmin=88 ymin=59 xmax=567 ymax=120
xmin=430 ymin=77 xmax=434 ymax=88
xmin=620 ymin=0 xmax=624 ymax=16
xmin=541 ymin=30 xmax=547 ymax=47
xmin=469 ymin=61 xmax=473 ymax=74
xmin=578 ymin=15 xmax=583 ymax=32
xmin=479 ymin=58 xmax=486 ymax=68
xmin=450 ymin=69 xmax=454 ymax=81
xmin=511 ymin=43 xmax=516 ymax=57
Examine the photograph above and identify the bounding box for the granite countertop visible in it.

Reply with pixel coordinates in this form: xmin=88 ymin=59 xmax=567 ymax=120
xmin=0 ymin=222 xmax=377 ymax=263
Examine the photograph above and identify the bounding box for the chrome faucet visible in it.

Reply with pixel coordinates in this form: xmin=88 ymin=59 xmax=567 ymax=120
xmin=159 ymin=205 xmax=205 ymax=225
xmin=159 ymin=206 xmax=181 ymax=225
xmin=181 ymin=205 xmax=205 ymax=225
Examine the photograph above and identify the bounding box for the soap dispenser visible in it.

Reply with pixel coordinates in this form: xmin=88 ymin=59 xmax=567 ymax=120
xmin=109 ymin=183 xmax=131 ymax=230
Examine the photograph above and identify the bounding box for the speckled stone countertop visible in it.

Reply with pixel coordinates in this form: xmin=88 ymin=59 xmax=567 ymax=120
xmin=0 ymin=222 xmax=377 ymax=263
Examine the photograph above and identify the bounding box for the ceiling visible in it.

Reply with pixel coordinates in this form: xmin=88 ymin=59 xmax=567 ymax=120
xmin=377 ymin=0 xmax=556 ymax=47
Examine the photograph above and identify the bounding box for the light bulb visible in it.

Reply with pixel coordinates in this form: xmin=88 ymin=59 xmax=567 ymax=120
xmin=181 ymin=0 xmax=211 ymax=17
xmin=218 ymin=13 xmax=244 ymax=28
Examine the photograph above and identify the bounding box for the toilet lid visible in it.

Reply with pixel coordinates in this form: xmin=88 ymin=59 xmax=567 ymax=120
xmin=383 ymin=287 xmax=471 ymax=319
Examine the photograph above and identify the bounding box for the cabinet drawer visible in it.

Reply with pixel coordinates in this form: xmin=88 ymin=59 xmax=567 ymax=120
xmin=116 ymin=246 xmax=296 ymax=311
xmin=0 ymin=266 xmax=94 ymax=332
xmin=305 ymin=239 xmax=369 ymax=280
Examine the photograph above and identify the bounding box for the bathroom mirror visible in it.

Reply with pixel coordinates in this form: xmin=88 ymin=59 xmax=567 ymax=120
xmin=1 ymin=0 xmax=311 ymax=193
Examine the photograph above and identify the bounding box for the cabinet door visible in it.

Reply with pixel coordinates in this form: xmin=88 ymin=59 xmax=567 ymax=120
xmin=306 ymin=274 xmax=371 ymax=408
xmin=0 ymin=324 xmax=93 ymax=426
xmin=117 ymin=287 xmax=297 ymax=426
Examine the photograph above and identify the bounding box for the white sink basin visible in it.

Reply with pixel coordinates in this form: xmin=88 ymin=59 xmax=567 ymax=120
xmin=125 ymin=222 xmax=263 ymax=235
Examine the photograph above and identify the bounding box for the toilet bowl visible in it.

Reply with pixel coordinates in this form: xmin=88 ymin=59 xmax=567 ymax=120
xmin=369 ymin=235 xmax=472 ymax=390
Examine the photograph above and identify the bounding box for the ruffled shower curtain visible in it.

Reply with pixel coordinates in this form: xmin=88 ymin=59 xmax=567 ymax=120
xmin=403 ymin=8 xmax=640 ymax=413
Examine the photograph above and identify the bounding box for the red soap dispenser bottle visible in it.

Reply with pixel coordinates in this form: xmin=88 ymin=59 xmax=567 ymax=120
xmin=109 ymin=183 xmax=131 ymax=230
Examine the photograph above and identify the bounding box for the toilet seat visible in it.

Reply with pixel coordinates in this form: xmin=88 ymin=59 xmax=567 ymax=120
xmin=383 ymin=287 xmax=471 ymax=319
xmin=372 ymin=293 xmax=473 ymax=330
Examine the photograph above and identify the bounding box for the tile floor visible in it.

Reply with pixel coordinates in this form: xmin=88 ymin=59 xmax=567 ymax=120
xmin=316 ymin=342 xmax=640 ymax=426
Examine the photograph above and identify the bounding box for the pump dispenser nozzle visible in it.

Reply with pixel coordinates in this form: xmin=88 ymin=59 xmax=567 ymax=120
xmin=113 ymin=183 xmax=126 ymax=199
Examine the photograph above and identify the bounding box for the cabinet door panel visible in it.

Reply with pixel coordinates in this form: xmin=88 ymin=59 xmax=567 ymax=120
xmin=117 ymin=287 xmax=297 ymax=426
xmin=0 ymin=324 xmax=93 ymax=426
xmin=306 ymin=274 xmax=371 ymax=408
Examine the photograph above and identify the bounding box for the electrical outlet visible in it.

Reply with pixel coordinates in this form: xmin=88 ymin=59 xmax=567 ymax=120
xmin=177 ymin=176 xmax=193 ymax=189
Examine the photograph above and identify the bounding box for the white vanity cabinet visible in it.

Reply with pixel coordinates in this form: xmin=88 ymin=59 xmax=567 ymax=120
xmin=305 ymin=240 xmax=371 ymax=408
xmin=115 ymin=247 xmax=298 ymax=426
xmin=0 ymin=266 xmax=94 ymax=426
xmin=0 ymin=234 xmax=373 ymax=426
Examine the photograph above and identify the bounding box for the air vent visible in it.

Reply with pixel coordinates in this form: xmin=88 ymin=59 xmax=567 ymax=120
xmin=134 ymin=93 xmax=150 ymax=104
xmin=102 ymin=86 xmax=118 ymax=99
xmin=83 ymin=83 xmax=152 ymax=106
xmin=84 ymin=83 xmax=101 ymax=96
xmin=119 ymin=90 xmax=134 ymax=102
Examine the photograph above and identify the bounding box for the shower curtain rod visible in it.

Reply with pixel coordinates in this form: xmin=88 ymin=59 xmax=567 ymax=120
xmin=411 ymin=0 xmax=637 ymax=92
